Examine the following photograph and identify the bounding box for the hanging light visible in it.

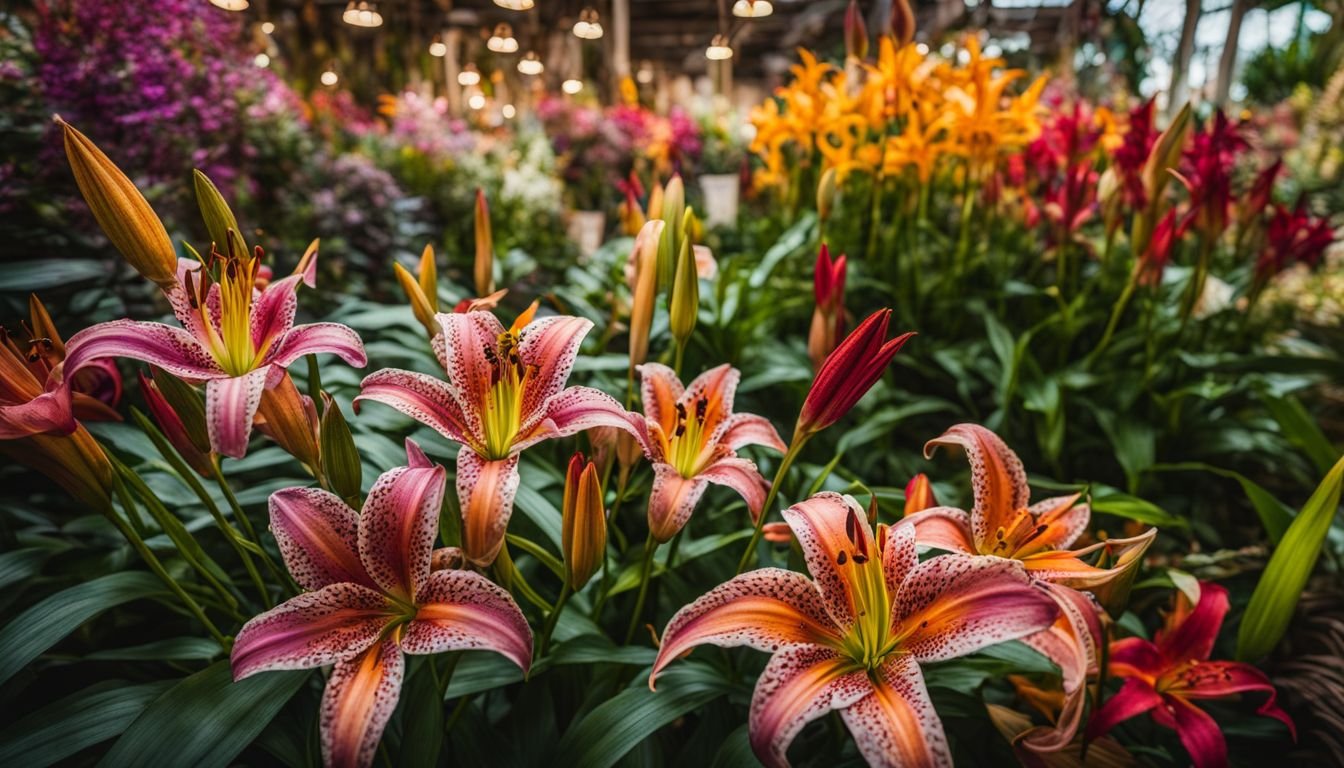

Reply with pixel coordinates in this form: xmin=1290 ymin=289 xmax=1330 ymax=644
xmin=468 ymin=92 xmax=487 ymax=110
xmin=209 ymin=0 xmax=249 ymax=10
xmin=561 ymin=78 xmax=583 ymax=94
xmin=253 ymin=53 xmax=271 ymax=68
xmin=487 ymin=23 xmax=519 ymax=53
xmin=429 ymin=38 xmax=448 ymax=57
xmin=502 ymin=104 xmax=517 ymax=119
xmin=493 ymin=0 xmax=534 ymax=9
xmin=706 ymin=34 xmax=733 ymax=60
xmin=731 ymin=0 xmax=772 ymax=18
xmin=572 ymin=8 xmax=603 ymax=40
xmin=517 ymin=51 xmax=544 ymax=75
xmin=260 ymin=21 xmax=276 ymax=34
xmin=342 ymin=1 xmax=383 ymax=28
xmin=458 ymin=64 xmax=482 ymax=86
xmin=320 ymin=69 xmax=339 ymax=86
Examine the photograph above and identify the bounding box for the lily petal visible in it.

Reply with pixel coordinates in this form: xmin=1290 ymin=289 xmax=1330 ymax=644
xmin=205 ymin=367 xmax=270 ymax=458
xmin=517 ymin=314 xmax=593 ymax=431
xmin=1108 ymin=636 xmax=1165 ymax=678
xmin=401 ymin=569 xmax=533 ymax=673
xmin=637 ymin=363 xmax=685 ymax=435
xmin=231 ymin=583 xmax=394 ymax=679
xmin=1018 ymin=494 xmax=1090 ymax=554
xmin=271 ymin=323 xmax=368 ymax=369
xmin=322 ymin=639 xmax=404 ymax=768
xmin=841 ymin=653 xmax=953 ymax=768
xmin=646 ymin=465 xmax=708 ymax=543
xmin=434 ymin=311 xmax=504 ymax=424
xmin=0 ymin=389 xmax=76 ymax=439
xmin=896 ymin=555 xmax=1058 ymax=662
xmin=781 ymin=492 xmax=877 ymax=630
xmin=682 ymin=364 xmax=739 ymax=438
xmin=718 ymin=413 xmax=787 ymax=453
xmin=903 ymin=507 xmax=977 ymax=555
xmin=701 ymin=456 xmax=769 ymax=522
xmin=1166 ymin=661 xmax=1295 ymax=737
xmin=1016 ymin=583 xmax=1103 ymax=753
xmin=1166 ymin=694 xmax=1228 ymax=768
xmin=652 ymin=568 xmax=843 ymax=688
xmin=270 ymin=487 xmax=375 ymax=591
xmin=1085 ymin=677 xmax=1164 ymax=740
xmin=515 ymin=386 xmax=644 ymax=453
xmin=61 ymin=319 xmax=223 ymax=382
xmin=924 ymin=423 xmax=1029 ymax=550
xmin=249 ymin=273 xmax=301 ymax=355
xmin=749 ymin=644 xmax=871 ymax=768
xmin=455 ymin=448 xmax=520 ymax=566
xmin=1157 ymin=580 xmax=1226 ymax=665
xmin=357 ymin=460 xmax=447 ymax=600
xmin=356 ymin=368 xmax=476 ymax=447
xmin=881 ymin=521 xmax=919 ymax=597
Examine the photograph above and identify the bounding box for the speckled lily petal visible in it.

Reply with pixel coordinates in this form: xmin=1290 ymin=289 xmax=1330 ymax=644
xmin=357 ymin=459 xmax=447 ymax=600
xmin=269 ymin=487 xmax=375 ymax=591
xmin=517 ymin=314 xmax=593 ymax=433
xmin=781 ymin=492 xmax=874 ymax=630
xmin=840 ymin=654 xmax=952 ymax=768
xmin=748 ymin=644 xmax=870 ymax=768
xmin=230 ymin=583 xmax=393 ymax=679
xmin=321 ymin=638 xmax=405 ymax=768
xmin=402 ymin=569 xmax=533 ymax=673
xmin=61 ymin=319 xmax=224 ymax=382
xmin=355 ymin=368 xmax=475 ymax=447
xmin=923 ymin=423 xmax=1030 ymax=549
xmin=205 ymin=366 xmax=269 ymax=458
xmin=271 ymin=323 xmax=368 ymax=369
xmin=455 ymin=448 xmax=520 ymax=567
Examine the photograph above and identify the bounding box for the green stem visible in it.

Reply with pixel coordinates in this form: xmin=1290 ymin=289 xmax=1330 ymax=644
xmin=672 ymin=339 xmax=685 ymax=379
xmin=212 ymin=460 xmax=291 ymax=591
xmin=1088 ymin=273 xmax=1138 ymax=367
xmin=538 ymin=583 xmax=572 ymax=658
xmin=624 ymin=534 xmax=658 ymax=645
xmin=735 ymin=433 xmax=808 ymax=575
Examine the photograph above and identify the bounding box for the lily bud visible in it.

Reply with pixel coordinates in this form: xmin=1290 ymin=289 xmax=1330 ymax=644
xmin=816 ymin=167 xmax=837 ymax=224
xmin=889 ymin=0 xmax=916 ymax=47
xmin=798 ymin=309 xmax=914 ymax=436
xmin=255 ymin=373 xmax=320 ymax=473
xmin=844 ymin=0 xmax=869 ymax=61
xmin=807 ymin=245 xmax=847 ymax=369
xmin=474 ymin=188 xmax=495 ymax=297
xmin=1133 ymin=102 xmax=1193 ymax=254
xmin=647 ymin=182 xmax=665 ymax=223
xmin=762 ymin=522 xmax=794 ymax=544
xmin=395 ymin=244 xmax=441 ymax=338
xmin=60 ymin=120 xmax=177 ymax=287
xmin=140 ymin=370 xmax=214 ymax=477
xmin=320 ymin=394 xmax=362 ymax=507
xmin=620 ymin=187 xmax=647 ymax=236
xmin=561 ymin=452 xmax=606 ymax=590
xmin=148 ymin=367 xmax=210 ymax=455
xmin=193 ymin=169 xmax=247 ymax=259
xmin=658 ymin=176 xmax=685 ymax=292
xmin=903 ymin=473 xmax=936 ymax=515
xmin=628 ymin=220 xmax=665 ymax=369
xmin=669 ymin=237 xmax=699 ymax=347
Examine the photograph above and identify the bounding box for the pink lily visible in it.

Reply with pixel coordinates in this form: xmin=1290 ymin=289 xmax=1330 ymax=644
xmin=653 ymin=492 xmax=1059 ymax=767
xmin=904 ymin=423 xmax=1156 ymax=752
xmin=629 ymin=363 xmax=784 ymax=542
xmin=1087 ymin=581 xmax=1294 ymax=768
xmin=230 ymin=440 xmax=532 ymax=768
xmin=56 ymin=248 xmax=367 ymax=459
xmin=355 ymin=304 xmax=636 ymax=566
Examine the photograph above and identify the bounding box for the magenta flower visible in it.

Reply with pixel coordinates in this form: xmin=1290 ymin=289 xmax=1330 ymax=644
xmin=57 ymin=251 xmax=366 ymax=458
xmin=231 ymin=440 xmax=532 ymax=768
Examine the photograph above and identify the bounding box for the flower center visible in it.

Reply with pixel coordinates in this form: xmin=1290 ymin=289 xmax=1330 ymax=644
xmin=479 ymin=330 xmax=535 ymax=460
xmin=185 ymin=247 xmax=270 ymax=377
xmin=982 ymin=508 xmax=1053 ymax=560
xmin=836 ymin=507 xmax=898 ymax=671
xmin=667 ymin=396 xmax=711 ymax=478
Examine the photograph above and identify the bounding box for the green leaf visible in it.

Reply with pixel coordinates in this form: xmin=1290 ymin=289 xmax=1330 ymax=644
xmin=1237 ymin=455 xmax=1344 ymax=661
xmin=549 ymin=634 xmax=658 ymax=667
xmin=1260 ymin=392 xmax=1338 ymax=476
xmin=0 ymin=547 xmax=56 ymax=591
xmin=1089 ymin=486 xmax=1187 ymax=529
xmin=84 ymin=636 xmax=221 ymax=661
xmin=555 ymin=662 xmax=732 ymax=768
xmin=444 ymin=651 xmax=526 ymax=699
xmin=0 ymin=260 xmax=109 ymax=291
xmin=398 ymin=658 xmax=443 ymax=768
xmin=0 ymin=571 xmax=168 ymax=686
xmin=709 ymin=724 xmax=758 ymax=768
xmin=99 ymin=661 xmax=308 ymax=768
xmin=1151 ymin=462 xmax=1295 ymax=543
xmin=0 ymin=680 xmax=173 ymax=768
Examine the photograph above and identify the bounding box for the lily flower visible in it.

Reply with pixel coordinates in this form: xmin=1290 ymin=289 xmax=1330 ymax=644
xmin=1255 ymin=201 xmax=1334 ymax=286
xmin=355 ymin=305 xmax=636 ymax=566
xmin=904 ymin=423 xmax=1156 ymax=750
xmin=630 ymin=363 xmax=785 ymax=542
xmin=231 ymin=440 xmax=532 ymax=768
xmin=797 ymin=309 xmax=913 ymax=436
xmin=57 ymin=245 xmax=367 ymax=459
xmin=1087 ymin=581 xmax=1294 ymax=768
xmin=652 ymin=493 xmax=1058 ymax=767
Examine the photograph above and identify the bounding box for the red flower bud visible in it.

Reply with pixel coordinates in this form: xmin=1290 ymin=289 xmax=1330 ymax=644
xmin=798 ymin=309 xmax=913 ymax=435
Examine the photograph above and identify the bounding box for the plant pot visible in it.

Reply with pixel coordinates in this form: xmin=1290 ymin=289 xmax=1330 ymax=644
xmin=699 ymin=174 xmax=740 ymax=227
xmin=567 ymin=209 xmax=607 ymax=258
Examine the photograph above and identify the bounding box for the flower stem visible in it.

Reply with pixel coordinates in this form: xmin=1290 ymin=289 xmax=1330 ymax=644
xmin=624 ymin=533 xmax=658 ymax=645
xmin=734 ymin=434 xmax=808 ymax=575
xmin=538 ymin=583 xmax=573 ymax=658
xmin=211 ymin=459 xmax=292 ymax=592
xmin=1088 ymin=273 xmax=1138 ymax=367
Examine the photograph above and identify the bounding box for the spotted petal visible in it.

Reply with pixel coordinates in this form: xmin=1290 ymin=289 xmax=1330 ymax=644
xmin=434 ymin=311 xmax=504 ymax=427
xmin=515 ymin=386 xmax=644 ymax=453
xmin=646 ymin=465 xmax=708 ymax=543
xmin=61 ymin=319 xmax=223 ymax=383
xmin=1016 ymin=583 xmax=1103 ymax=754
xmin=895 ymin=555 xmax=1058 ymax=662
xmin=903 ymin=507 xmax=977 ymax=555
xmin=357 ymin=455 xmax=447 ymax=600
xmin=401 ymin=569 xmax=533 ymax=673
xmin=230 ymin=583 xmax=394 ymax=680
xmin=356 ymin=368 xmax=475 ymax=447
xmin=1017 ymin=494 xmax=1090 ymax=554
xmin=781 ymin=492 xmax=878 ymax=630
xmin=652 ymin=568 xmax=843 ymax=688
xmin=841 ymin=654 xmax=953 ymax=768
xmin=637 ymin=363 xmax=684 ymax=435
xmin=682 ymin=364 xmax=739 ymax=438
xmin=701 ymin=456 xmax=769 ymax=521
xmin=271 ymin=323 xmax=368 ymax=369
xmin=749 ymin=644 xmax=871 ymax=768
xmin=322 ymin=638 xmax=404 ymax=768
xmin=718 ymin=413 xmax=787 ymax=452
xmin=270 ymin=487 xmax=375 ymax=591
xmin=249 ymin=273 xmax=302 ymax=356
xmin=455 ymin=448 xmax=520 ymax=567
xmin=924 ymin=424 xmax=1029 ymax=551
xmin=206 ymin=367 xmax=270 ymax=458
xmin=517 ymin=314 xmax=593 ymax=432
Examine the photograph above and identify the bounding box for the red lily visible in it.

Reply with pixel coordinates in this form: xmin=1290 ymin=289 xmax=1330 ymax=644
xmin=807 ymin=245 xmax=847 ymax=369
xmin=1255 ymin=201 xmax=1334 ymax=285
xmin=797 ymin=309 xmax=913 ymax=436
xmin=1112 ymin=99 xmax=1157 ymax=210
xmin=1087 ymin=581 xmax=1294 ymax=768
xmin=1137 ymin=209 xmax=1185 ymax=287
xmin=1174 ymin=111 xmax=1247 ymax=242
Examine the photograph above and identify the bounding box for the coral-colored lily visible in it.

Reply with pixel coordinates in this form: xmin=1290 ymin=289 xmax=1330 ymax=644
xmin=57 ymin=246 xmax=367 ymax=459
xmin=1087 ymin=581 xmax=1294 ymax=768
xmin=797 ymin=309 xmax=913 ymax=436
xmin=905 ymin=424 xmax=1156 ymax=751
xmin=629 ymin=363 xmax=784 ymax=542
xmin=653 ymin=493 xmax=1058 ymax=767
xmin=356 ymin=305 xmax=636 ymax=565
xmin=231 ymin=441 xmax=532 ymax=768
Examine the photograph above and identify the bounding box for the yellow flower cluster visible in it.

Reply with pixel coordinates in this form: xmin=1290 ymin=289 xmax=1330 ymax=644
xmin=750 ymin=35 xmax=1047 ymax=191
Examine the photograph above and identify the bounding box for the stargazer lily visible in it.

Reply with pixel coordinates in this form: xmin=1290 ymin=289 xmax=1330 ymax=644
xmin=56 ymin=245 xmax=367 ymax=459
xmin=1087 ymin=581 xmax=1294 ymax=768
xmin=629 ymin=363 xmax=785 ymax=542
xmin=355 ymin=304 xmax=636 ymax=566
xmin=904 ymin=423 xmax=1156 ymax=752
xmin=231 ymin=440 xmax=532 ymax=768
xmin=652 ymin=492 xmax=1059 ymax=767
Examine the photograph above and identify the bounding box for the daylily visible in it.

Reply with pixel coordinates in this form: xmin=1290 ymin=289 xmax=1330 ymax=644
xmin=652 ymin=493 xmax=1059 ymax=767
xmin=629 ymin=363 xmax=785 ymax=542
xmin=905 ymin=423 xmax=1156 ymax=750
xmin=58 ymin=245 xmax=367 ymax=459
xmin=1087 ymin=581 xmax=1294 ymax=768
xmin=355 ymin=305 xmax=636 ymax=565
xmin=230 ymin=440 xmax=532 ymax=768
